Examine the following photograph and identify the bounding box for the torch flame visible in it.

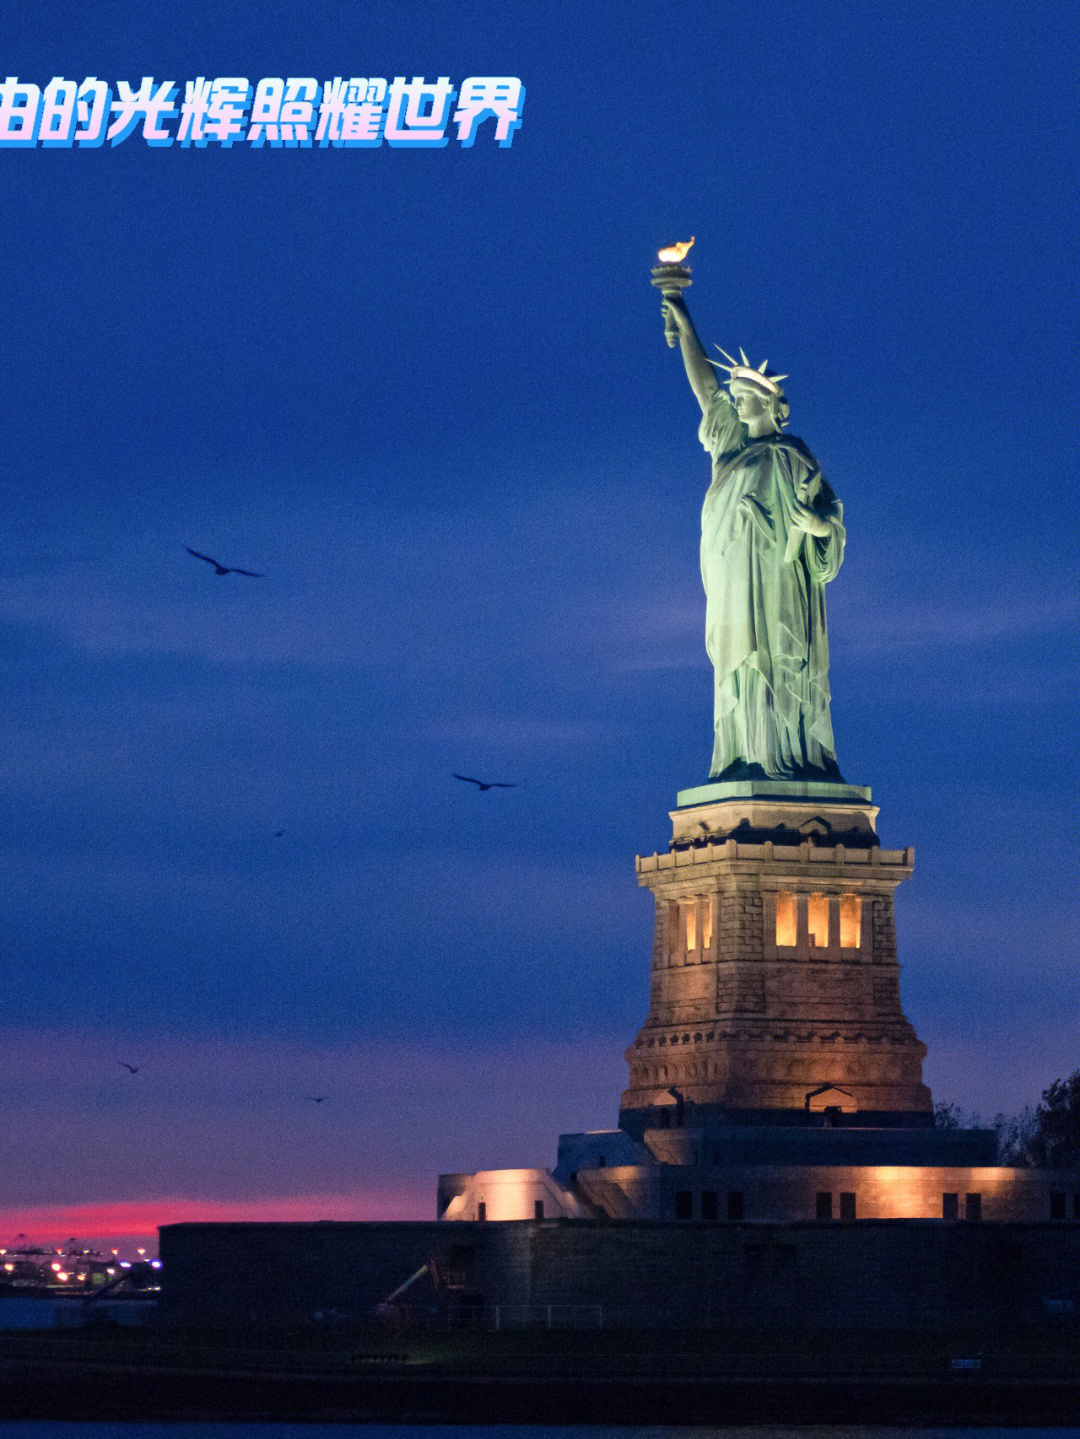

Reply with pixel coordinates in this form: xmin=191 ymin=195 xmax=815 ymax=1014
xmin=657 ymin=237 xmax=694 ymax=264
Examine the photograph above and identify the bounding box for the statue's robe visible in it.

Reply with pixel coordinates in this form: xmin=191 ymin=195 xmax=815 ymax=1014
xmin=698 ymin=389 xmax=845 ymax=780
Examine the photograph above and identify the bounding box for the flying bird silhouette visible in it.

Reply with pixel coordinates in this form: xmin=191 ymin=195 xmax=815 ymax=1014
xmin=117 ymin=1062 xmax=141 ymax=1074
xmin=186 ymin=547 xmax=262 ymax=577
xmin=305 ymin=1096 xmax=328 ymax=1103
xmin=453 ymin=773 xmax=516 ymax=792
xmin=272 ymin=830 xmax=285 ymax=838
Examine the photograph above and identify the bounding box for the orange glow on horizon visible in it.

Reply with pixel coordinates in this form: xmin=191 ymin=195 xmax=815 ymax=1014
xmin=0 ymin=1188 xmax=433 ymax=1247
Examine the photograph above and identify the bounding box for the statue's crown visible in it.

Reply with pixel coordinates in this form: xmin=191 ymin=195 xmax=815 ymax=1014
xmin=709 ymin=346 xmax=787 ymax=397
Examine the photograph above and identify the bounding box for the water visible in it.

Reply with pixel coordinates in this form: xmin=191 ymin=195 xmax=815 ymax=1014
xmin=1 ymin=1428 xmax=1078 ymax=1439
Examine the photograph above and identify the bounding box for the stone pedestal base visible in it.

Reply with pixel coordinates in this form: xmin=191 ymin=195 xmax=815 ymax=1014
xmin=620 ymin=785 xmax=931 ymax=1130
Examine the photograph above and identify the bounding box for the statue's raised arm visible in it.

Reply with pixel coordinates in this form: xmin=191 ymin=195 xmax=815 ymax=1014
xmin=661 ymin=296 xmax=719 ymax=415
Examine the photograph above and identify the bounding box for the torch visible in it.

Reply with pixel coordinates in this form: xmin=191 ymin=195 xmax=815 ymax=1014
xmin=651 ymin=238 xmax=694 ymax=347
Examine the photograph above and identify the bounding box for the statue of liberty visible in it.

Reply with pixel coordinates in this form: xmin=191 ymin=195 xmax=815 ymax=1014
xmin=661 ymin=293 xmax=846 ymax=782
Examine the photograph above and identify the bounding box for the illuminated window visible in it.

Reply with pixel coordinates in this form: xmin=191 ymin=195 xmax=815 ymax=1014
xmin=701 ymin=897 xmax=714 ymax=950
xmin=775 ymin=893 xmax=796 ymax=947
xmin=683 ymin=901 xmax=697 ymax=952
xmin=808 ymin=894 xmax=829 ymax=948
xmin=839 ymin=895 xmax=861 ymax=948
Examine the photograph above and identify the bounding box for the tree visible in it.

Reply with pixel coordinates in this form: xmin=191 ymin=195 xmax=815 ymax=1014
xmin=1030 ymin=1071 xmax=1080 ymax=1169
xmin=933 ymin=1101 xmax=1038 ymax=1165
xmin=992 ymin=1107 xmax=1037 ymax=1167
xmin=933 ymin=1101 xmax=977 ymax=1130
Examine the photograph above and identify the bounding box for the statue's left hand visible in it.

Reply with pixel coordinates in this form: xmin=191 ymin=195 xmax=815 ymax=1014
xmin=789 ymin=498 xmax=832 ymax=539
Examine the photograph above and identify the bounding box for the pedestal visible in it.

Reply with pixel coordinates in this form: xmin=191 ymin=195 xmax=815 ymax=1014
xmin=620 ymin=783 xmax=931 ymax=1134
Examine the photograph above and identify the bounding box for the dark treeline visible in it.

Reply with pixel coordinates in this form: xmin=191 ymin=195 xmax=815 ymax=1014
xmin=934 ymin=1069 xmax=1080 ymax=1167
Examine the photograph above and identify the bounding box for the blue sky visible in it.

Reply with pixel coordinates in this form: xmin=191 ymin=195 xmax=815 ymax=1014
xmin=2 ymin=0 xmax=1079 ymax=1242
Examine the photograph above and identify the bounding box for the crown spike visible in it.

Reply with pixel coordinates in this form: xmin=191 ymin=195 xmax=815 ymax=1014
xmin=712 ymin=345 xmax=790 ymax=400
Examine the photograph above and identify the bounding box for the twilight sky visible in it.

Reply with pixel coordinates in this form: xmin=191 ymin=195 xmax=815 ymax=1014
xmin=3 ymin=0 xmax=1079 ymax=1249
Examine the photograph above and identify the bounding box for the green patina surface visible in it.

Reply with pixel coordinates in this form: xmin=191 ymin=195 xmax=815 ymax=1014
xmin=675 ymin=778 xmax=872 ymax=809
xmin=660 ymin=282 xmax=849 ymax=785
xmin=697 ymin=389 xmax=845 ymax=781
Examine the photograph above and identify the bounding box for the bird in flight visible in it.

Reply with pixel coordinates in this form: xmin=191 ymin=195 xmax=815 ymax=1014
xmin=185 ymin=547 xmax=262 ymax=577
xmin=305 ymin=1096 xmax=328 ymax=1103
xmin=453 ymin=773 xmax=516 ymax=793
xmin=272 ymin=830 xmax=285 ymax=839
xmin=117 ymin=1061 xmax=141 ymax=1074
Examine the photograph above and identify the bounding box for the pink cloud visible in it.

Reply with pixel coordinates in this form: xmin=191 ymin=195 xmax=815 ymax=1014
xmin=0 ymin=1028 xmax=627 ymax=1246
xmin=0 ymin=1188 xmax=431 ymax=1254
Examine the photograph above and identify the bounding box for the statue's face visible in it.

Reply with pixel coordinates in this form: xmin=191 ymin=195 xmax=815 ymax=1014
xmin=728 ymin=381 xmax=773 ymax=424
